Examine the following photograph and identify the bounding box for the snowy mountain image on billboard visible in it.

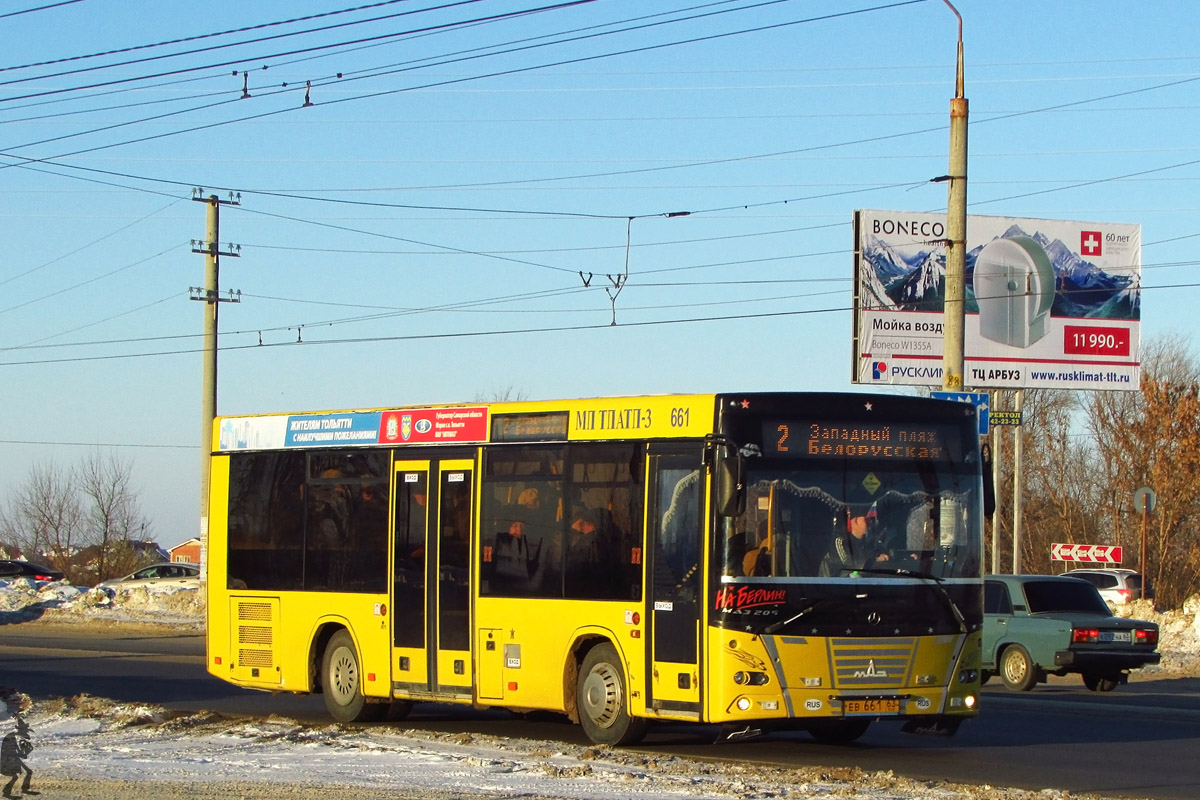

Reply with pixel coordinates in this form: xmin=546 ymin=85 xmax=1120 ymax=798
xmin=859 ymin=224 xmax=1140 ymax=320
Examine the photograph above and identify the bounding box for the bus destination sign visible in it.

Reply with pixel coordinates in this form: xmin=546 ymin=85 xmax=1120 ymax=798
xmin=764 ymin=420 xmax=955 ymax=461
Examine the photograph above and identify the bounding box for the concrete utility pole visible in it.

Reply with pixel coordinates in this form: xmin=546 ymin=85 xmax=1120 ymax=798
xmin=990 ymin=390 xmax=1003 ymax=575
xmin=190 ymin=190 xmax=241 ymax=578
xmin=940 ymin=0 xmax=968 ymax=391
xmin=1011 ymin=389 xmax=1024 ymax=574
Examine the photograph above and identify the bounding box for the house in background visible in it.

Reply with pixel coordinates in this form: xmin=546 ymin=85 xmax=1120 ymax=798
xmin=169 ymin=537 xmax=202 ymax=564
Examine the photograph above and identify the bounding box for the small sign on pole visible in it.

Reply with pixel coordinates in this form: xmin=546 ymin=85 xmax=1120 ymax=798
xmin=930 ymin=391 xmax=990 ymax=435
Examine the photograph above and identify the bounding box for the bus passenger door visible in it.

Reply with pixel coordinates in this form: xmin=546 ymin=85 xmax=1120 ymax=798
xmin=432 ymin=459 xmax=473 ymax=694
xmin=390 ymin=457 xmax=475 ymax=697
xmin=391 ymin=462 xmax=431 ymax=692
xmin=645 ymin=447 xmax=705 ymax=718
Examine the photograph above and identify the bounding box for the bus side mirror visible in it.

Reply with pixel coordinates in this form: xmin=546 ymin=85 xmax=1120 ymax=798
xmin=716 ymin=452 xmax=745 ymax=518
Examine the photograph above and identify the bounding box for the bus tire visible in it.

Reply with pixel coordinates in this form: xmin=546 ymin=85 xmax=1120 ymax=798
xmin=322 ymin=630 xmax=383 ymax=723
xmin=576 ymin=643 xmax=647 ymax=746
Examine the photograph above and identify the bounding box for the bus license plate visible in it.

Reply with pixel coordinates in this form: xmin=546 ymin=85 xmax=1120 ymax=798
xmin=844 ymin=698 xmax=899 ymax=714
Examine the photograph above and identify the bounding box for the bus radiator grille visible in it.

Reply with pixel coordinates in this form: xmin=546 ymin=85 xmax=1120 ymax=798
xmin=829 ymin=637 xmax=917 ymax=688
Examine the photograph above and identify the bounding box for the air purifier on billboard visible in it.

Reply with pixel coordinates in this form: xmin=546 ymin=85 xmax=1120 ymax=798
xmin=972 ymin=236 xmax=1055 ymax=348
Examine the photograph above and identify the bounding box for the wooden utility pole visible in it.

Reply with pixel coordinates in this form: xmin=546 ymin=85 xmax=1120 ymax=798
xmin=190 ymin=190 xmax=240 ymax=579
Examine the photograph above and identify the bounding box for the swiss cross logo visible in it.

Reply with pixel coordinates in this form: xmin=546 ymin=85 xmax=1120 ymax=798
xmin=1081 ymin=230 xmax=1102 ymax=257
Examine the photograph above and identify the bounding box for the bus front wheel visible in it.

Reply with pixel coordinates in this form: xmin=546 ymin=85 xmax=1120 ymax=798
xmin=322 ymin=630 xmax=384 ymax=723
xmin=576 ymin=643 xmax=647 ymax=746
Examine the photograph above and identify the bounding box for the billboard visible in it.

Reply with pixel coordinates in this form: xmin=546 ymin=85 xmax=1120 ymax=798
xmin=853 ymin=210 xmax=1141 ymax=391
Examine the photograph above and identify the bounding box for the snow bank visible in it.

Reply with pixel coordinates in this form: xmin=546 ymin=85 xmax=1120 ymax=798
xmin=0 ymin=576 xmax=204 ymax=628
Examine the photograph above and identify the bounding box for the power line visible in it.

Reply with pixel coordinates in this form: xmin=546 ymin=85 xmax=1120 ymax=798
xmin=4 ymin=278 xmax=1200 ymax=368
xmin=0 ymin=0 xmax=592 ymax=101
xmin=0 ymin=303 xmax=852 ymax=367
xmin=0 ymin=0 xmax=412 ymax=73
xmin=0 ymin=9 xmax=1191 ymax=224
xmin=0 ymin=438 xmax=192 ymax=450
xmin=0 ymin=0 xmax=84 ymax=21
xmin=0 ymin=0 xmax=921 ymax=168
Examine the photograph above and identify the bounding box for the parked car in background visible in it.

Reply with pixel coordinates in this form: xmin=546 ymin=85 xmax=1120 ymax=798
xmin=1061 ymin=567 xmax=1150 ymax=605
xmin=97 ymin=562 xmax=200 ymax=591
xmin=983 ymin=574 xmax=1160 ymax=692
xmin=0 ymin=559 xmax=65 ymax=582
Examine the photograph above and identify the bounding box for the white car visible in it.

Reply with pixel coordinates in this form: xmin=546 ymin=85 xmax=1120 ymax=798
xmin=1060 ymin=568 xmax=1149 ymax=605
xmin=98 ymin=562 xmax=200 ymax=590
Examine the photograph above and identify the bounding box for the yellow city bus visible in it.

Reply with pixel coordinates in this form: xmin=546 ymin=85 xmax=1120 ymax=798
xmin=206 ymin=392 xmax=984 ymax=744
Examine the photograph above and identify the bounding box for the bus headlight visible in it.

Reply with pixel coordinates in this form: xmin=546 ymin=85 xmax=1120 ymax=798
xmin=736 ymin=696 xmax=752 ymax=712
xmin=733 ymin=671 xmax=769 ymax=686
xmin=958 ymin=669 xmax=979 ymax=684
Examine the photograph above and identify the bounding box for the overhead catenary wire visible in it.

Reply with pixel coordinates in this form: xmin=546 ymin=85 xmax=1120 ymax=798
xmin=0 ymin=0 xmax=415 ymax=73
xmin=0 ymin=0 xmax=84 ymax=21
xmin=0 ymin=0 xmax=577 ymax=96
xmin=0 ymin=0 xmax=924 ymax=164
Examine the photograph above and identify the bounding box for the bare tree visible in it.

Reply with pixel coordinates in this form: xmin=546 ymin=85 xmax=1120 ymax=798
xmin=77 ymin=450 xmax=154 ymax=584
xmin=474 ymin=385 xmax=530 ymax=402
xmin=1 ymin=452 xmax=156 ymax=584
xmin=0 ymin=461 xmax=83 ymax=576
xmin=1008 ymin=389 xmax=1106 ymax=574
xmin=1089 ymin=333 xmax=1200 ymax=607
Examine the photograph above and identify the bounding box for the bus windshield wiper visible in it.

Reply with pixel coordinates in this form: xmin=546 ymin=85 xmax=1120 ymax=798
xmin=855 ymin=567 xmax=968 ymax=633
xmin=758 ymin=599 xmax=825 ymax=636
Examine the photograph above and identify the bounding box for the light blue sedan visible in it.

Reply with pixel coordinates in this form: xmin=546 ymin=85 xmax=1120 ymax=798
xmin=983 ymin=575 xmax=1160 ymax=692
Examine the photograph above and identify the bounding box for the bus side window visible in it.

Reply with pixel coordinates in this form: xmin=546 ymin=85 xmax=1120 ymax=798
xmin=480 ymin=445 xmax=565 ymax=598
xmin=227 ymin=451 xmax=305 ymax=592
xmin=563 ymin=443 xmax=644 ymax=601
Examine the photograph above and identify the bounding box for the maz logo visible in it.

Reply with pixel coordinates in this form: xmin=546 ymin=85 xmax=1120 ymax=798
xmin=853 ymin=659 xmax=889 ymax=678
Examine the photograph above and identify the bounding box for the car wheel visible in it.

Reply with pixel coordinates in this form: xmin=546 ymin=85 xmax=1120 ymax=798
xmin=322 ymin=630 xmax=385 ymax=723
xmin=577 ymin=643 xmax=647 ymax=746
xmin=807 ymin=718 xmax=871 ymax=744
xmin=1083 ymin=673 xmax=1120 ymax=692
xmin=1000 ymin=644 xmax=1037 ymax=692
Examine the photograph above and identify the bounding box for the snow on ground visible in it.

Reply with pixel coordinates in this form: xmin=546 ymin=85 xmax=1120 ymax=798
xmin=0 ymin=576 xmax=205 ymax=629
xmin=3 ymin=578 xmax=1200 ymax=799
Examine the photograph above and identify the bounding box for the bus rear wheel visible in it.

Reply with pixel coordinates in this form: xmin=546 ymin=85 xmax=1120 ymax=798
xmin=322 ymin=630 xmax=384 ymax=723
xmin=577 ymin=643 xmax=647 ymax=746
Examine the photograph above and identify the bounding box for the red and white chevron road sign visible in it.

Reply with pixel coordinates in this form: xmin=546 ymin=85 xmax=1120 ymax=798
xmin=1050 ymin=543 xmax=1123 ymax=563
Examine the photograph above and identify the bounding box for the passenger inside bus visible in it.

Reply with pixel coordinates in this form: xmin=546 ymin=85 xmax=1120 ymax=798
xmin=491 ymin=485 xmax=559 ymax=594
xmin=563 ymin=505 xmax=618 ymax=597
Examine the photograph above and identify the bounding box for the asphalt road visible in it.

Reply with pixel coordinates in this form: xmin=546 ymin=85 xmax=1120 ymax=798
xmin=3 ymin=622 xmax=1199 ymax=799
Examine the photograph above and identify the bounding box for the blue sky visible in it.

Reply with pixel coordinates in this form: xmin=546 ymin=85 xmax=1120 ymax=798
xmin=1 ymin=0 xmax=1197 ymax=546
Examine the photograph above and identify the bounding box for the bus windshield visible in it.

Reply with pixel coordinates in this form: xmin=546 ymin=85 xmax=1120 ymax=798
xmin=711 ymin=401 xmax=983 ymax=636
xmin=720 ymin=459 xmax=981 ymax=582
